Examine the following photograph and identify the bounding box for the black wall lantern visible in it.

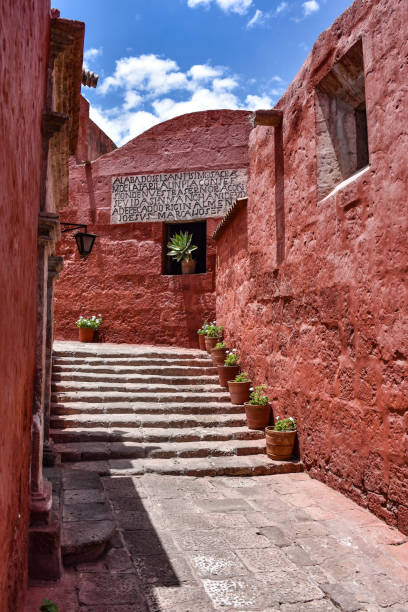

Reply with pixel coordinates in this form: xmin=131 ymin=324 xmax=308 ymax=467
xmin=60 ymin=223 xmax=97 ymax=256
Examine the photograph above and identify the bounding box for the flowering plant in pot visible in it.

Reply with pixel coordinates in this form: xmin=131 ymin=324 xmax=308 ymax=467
xmin=211 ymin=341 xmax=228 ymax=366
xmin=197 ymin=321 xmax=209 ymax=350
xmin=265 ymin=416 xmax=297 ymax=460
xmin=244 ymin=385 xmax=271 ymax=430
xmin=167 ymin=231 xmax=197 ymax=274
xmin=76 ymin=314 xmax=102 ymax=342
xmin=228 ymin=372 xmax=252 ymax=405
xmin=218 ymin=349 xmax=240 ymax=387
xmin=204 ymin=322 xmax=224 ymax=353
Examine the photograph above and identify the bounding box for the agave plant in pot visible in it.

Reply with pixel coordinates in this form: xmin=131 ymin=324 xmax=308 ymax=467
xmin=167 ymin=230 xmax=197 ymax=274
xmin=76 ymin=314 xmax=102 ymax=342
xmin=244 ymin=384 xmax=271 ymax=430
xmin=204 ymin=322 xmax=224 ymax=353
xmin=211 ymin=340 xmax=229 ymax=366
xmin=228 ymin=372 xmax=252 ymax=405
xmin=218 ymin=349 xmax=240 ymax=387
xmin=265 ymin=416 xmax=297 ymax=460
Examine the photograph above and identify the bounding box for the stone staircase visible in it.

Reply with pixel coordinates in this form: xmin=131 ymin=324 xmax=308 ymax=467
xmin=50 ymin=341 xmax=302 ymax=476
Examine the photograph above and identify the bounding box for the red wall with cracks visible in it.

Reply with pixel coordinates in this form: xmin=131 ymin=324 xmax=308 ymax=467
xmin=215 ymin=0 xmax=408 ymax=532
xmin=0 ymin=0 xmax=49 ymax=607
xmin=54 ymin=110 xmax=251 ymax=347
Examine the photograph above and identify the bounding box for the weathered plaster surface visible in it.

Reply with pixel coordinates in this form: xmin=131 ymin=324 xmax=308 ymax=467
xmin=54 ymin=110 xmax=251 ymax=347
xmin=0 ymin=0 xmax=49 ymax=607
xmin=216 ymin=0 xmax=408 ymax=531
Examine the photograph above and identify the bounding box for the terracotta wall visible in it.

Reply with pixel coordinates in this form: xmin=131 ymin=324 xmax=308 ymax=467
xmin=54 ymin=110 xmax=251 ymax=347
xmin=0 ymin=0 xmax=49 ymax=607
xmin=76 ymin=95 xmax=117 ymax=163
xmin=216 ymin=0 xmax=408 ymax=532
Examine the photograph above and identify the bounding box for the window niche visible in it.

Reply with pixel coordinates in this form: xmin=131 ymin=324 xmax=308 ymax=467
xmin=315 ymin=39 xmax=369 ymax=200
xmin=163 ymin=220 xmax=207 ymax=275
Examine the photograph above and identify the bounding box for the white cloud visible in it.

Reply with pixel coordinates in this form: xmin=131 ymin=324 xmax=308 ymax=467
xmin=245 ymin=94 xmax=273 ymax=109
xmin=246 ymin=2 xmax=288 ymax=29
xmin=246 ymin=9 xmax=265 ymax=29
xmin=83 ymin=47 xmax=102 ymax=71
xmin=99 ymin=54 xmax=188 ymax=96
xmin=187 ymin=0 xmax=253 ymax=15
xmin=92 ymin=52 xmax=284 ymax=146
xmin=303 ymin=1 xmax=319 ymax=16
xmin=188 ymin=64 xmax=222 ymax=81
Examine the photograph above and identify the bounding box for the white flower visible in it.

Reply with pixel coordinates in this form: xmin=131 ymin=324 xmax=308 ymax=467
xmin=249 ymin=387 xmax=254 ymax=392
xmin=289 ymin=417 xmax=294 ymax=421
xmin=232 ymin=349 xmax=237 ymax=352
xmin=276 ymin=416 xmax=280 ymax=420
xmin=98 ymin=314 xmax=102 ymax=317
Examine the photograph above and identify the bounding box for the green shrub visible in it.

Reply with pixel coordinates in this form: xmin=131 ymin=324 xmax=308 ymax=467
xmin=224 ymin=350 xmax=239 ymax=366
xmin=247 ymin=384 xmax=269 ymax=406
xmin=167 ymin=231 xmax=197 ymax=262
xmin=215 ymin=341 xmax=226 ymax=349
xmin=76 ymin=315 xmax=102 ymax=330
xmin=40 ymin=599 xmax=58 ymax=612
xmin=233 ymin=372 xmax=250 ymax=383
xmin=274 ymin=416 xmax=296 ymax=431
xmin=206 ymin=323 xmax=223 ymax=338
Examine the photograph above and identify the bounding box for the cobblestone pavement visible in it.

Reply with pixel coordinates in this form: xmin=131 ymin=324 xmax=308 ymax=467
xmin=25 ymin=472 xmax=408 ymax=611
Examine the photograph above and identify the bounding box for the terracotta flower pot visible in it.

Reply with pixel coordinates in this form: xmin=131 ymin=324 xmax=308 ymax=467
xmin=78 ymin=327 xmax=95 ymax=342
xmin=244 ymin=403 xmax=271 ymax=430
xmin=198 ymin=334 xmax=206 ymax=350
xmin=217 ymin=365 xmax=240 ymax=388
xmin=205 ymin=336 xmax=222 ymax=353
xmin=228 ymin=381 xmax=251 ymax=405
xmin=181 ymin=259 xmax=196 ymax=274
xmin=265 ymin=427 xmax=297 ymax=460
xmin=211 ymin=346 xmax=228 ymax=365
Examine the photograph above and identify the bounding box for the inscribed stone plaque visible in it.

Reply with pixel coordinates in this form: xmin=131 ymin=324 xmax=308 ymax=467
xmin=110 ymin=168 xmax=247 ymax=224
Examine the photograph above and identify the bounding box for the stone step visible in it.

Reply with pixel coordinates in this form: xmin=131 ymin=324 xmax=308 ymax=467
xmin=53 ymin=356 xmax=214 ymax=368
xmin=52 ymin=364 xmax=217 ymax=376
xmin=58 ymin=469 xmax=116 ymax=567
xmin=53 ymin=348 xmax=208 ymax=361
xmin=62 ymin=455 xmax=304 ymax=477
xmin=52 ymin=373 xmax=219 ymax=385
xmin=54 ymin=439 xmax=267 ymax=462
xmin=52 ymin=401 xmax=245 ymax=416
xmin=51 ymin=391 xmax=230 ymax=404
xmin=50 ymin=412 xmax=247 ymax=430
xmin=52 ymin=382 xmax=225 ymax=394
xmin=50 ymin=425 xmax=264 ymax=443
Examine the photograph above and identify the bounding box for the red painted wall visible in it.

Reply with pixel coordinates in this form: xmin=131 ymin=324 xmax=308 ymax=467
xmin=216 ymin=0 xmax=408 ymax=531
xmin=76 ymin=95 xmax=117 ymax=163
xmin=55 ymin=110 xmax=251 ymax=347
xmin=0 ymin=0 xmax=49 ymax=607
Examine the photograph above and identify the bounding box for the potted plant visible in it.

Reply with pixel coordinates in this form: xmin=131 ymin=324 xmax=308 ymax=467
xmin=211 ymin=340 xmax=228 ymax=365
xmin=265 ymin=416 xmax=297 ymax=460
xmin=228 ymin=372 xmax=252 ymax=405
xmin=218 ymin=349 xmax=240 ymax=387
xmin=76 ymin=314 xmax=102 ymax=342
xmin=204 ymin=322 xmax=224 ymax=353
xmin=244 ymin=384 xmax=271 ymax=430
xmin=167 ymin=230 xmax=197 ymax=274
xmin=197 ymin=322 xmax=209 ymax=350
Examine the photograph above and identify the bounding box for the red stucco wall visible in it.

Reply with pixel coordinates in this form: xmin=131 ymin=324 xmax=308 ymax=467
xmin=54 ymin=110 xmax=251 ymax=347
xmin=77 ymin=95 xmax=117 ymax=162
xmin=216 ymin=0 xmax=408 ymax=531
xmin=0 ymin=0 xmax=49 ymax=607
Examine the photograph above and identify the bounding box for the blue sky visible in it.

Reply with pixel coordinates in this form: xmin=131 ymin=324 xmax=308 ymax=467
xmin=57 ymin=0 xmax=352 ymax=146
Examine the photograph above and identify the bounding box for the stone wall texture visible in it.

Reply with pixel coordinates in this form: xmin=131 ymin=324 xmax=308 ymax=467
xmin=0 ymin=0 xmax=49 ymax=607
xmin=215 ymin=0 xmax=408 ymax=532
xmin=76 ymin=95 xmax=117 ymax=163
xmin=54 ymin=110 xmax=251 ymax=347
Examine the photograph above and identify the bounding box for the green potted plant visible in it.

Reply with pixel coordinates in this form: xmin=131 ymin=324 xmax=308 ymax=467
xmin=228 ymin=371 xmax=252 ymax=405
xmin=204 ymin=322 xmax=224 ymax=353
xmin=244 ymin=384 xmax=271 ymax=430
xmin=197 ymin=321 xmax=209 ymax=350
xmin=167 ymin=230 xmax=197 ymax=274
xmin=265 ymin=416 xmax=297 ymax=460
xmin=218 ymin=349 xmax=240 ymax=387
xmin=76 ymin=314 xmax=102 ymax=342
xmin=211 ymin=340 xmax=228 ymax=366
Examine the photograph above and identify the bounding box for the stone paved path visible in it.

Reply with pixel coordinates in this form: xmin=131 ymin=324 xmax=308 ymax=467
xmin=25 ymin=472 xmax=408 ymax=611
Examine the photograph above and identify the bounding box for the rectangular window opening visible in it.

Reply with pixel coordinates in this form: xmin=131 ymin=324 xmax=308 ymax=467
xmin=163 ymin=220 xmax=207 ymax=275
xmin=315 ymin=39 xmax=369 ymax=200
